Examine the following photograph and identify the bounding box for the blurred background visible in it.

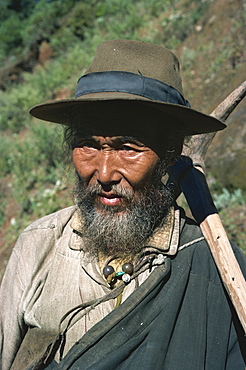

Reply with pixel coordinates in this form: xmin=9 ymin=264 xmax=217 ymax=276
xmin=0 ymin=0 xmax=245 ymax=281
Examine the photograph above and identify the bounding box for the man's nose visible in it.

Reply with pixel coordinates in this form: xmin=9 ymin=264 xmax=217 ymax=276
xmin=96 ymin=152 xmax=121 ymax=186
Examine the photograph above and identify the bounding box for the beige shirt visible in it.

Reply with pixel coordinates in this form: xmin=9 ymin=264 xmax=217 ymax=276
xmin=0 ymin=205 xmax=192 ymax=369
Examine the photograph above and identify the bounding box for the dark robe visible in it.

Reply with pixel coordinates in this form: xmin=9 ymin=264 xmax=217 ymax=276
xmin=25 ymin=220 xmax=245 ymax=370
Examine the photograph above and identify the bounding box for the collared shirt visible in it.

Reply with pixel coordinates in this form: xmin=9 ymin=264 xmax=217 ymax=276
xmin=0 ymin=205 xmax=203 ymax=369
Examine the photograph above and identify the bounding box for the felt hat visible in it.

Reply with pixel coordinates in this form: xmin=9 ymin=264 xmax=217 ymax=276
xmin=29 ymin=40 xmax=226 ymax=135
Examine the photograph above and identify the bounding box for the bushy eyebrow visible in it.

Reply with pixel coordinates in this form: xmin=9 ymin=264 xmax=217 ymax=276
xmin=117 ymin=136 xmax=145 ymax=146
xmin=74 ymin=134 xmax=145 ymax=146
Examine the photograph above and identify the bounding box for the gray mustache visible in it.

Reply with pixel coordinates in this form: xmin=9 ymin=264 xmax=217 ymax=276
xmin=81 ymin=183 xmax=134 ymax=201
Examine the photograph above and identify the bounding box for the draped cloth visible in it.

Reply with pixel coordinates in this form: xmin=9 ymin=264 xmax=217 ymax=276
xmin=11 ymin=221 xmax=246 ymax=370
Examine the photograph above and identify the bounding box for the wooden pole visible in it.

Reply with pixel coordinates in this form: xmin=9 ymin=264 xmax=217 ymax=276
xmin=201 ymin=214 xmax=246 ymax=331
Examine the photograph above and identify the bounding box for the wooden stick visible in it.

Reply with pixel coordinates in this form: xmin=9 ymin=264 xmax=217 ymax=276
xmin=169 ymin=81 xmax=246 ymax=333
xmin=201 ymin=214 xmax=246 ymax=331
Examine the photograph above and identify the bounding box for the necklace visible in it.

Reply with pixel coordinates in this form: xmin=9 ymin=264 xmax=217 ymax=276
xmin=103 ymin=261 xmax=134 ymax=286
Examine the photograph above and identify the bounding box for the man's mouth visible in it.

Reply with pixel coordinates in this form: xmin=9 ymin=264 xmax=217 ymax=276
xmin=98 ymin=193 xmax=124 ymax=207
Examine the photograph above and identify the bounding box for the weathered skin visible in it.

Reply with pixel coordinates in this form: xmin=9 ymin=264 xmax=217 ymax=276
xmin=73 ymin=134 xmax=159 ymax=211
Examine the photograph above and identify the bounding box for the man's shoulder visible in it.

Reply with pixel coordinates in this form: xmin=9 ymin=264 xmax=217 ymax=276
xmin=179 ymin=208 xmax=203 ymax=244
xmin=22 ymin=205 xmax=77 ymax=233
xmin=178 ymin=210 xmax=246 ymax=282
xmin=12 ymin=206 xmax=77 ymax=263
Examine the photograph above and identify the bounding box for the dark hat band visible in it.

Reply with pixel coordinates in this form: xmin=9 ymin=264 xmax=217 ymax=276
xmin=75 ymin=71 xmax=191 ymax=107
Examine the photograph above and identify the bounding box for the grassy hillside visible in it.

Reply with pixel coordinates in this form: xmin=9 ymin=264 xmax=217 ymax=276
xmin=0 ymin=0 xmax=245 ymax=280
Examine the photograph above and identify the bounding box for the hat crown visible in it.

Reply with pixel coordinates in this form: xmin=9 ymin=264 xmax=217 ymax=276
xmin=85 ymin=40 xmax=183 ymax=95
xmin=29 ymin=39 xmax=226 ymax=135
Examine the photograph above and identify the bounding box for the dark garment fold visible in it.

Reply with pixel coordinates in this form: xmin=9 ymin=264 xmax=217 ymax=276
xmin=39 ymin=222 xmax=246 ymax=370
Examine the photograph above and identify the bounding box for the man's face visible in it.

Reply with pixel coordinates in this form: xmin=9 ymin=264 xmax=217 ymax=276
xmin=71 ymin=120 xmax=176 ymax=257
xmin=72 ymin=135 xmax=159 ymax=213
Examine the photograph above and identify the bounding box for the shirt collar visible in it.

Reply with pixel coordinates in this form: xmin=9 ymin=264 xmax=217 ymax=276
xmin=69 ymin=205 xmax=180 ymax=256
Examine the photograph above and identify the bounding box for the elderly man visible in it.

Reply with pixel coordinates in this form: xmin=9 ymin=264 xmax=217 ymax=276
xmin=0 ymin=40 xmax=245 ymax=369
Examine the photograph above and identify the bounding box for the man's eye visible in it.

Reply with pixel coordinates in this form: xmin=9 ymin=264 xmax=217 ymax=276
xmin=76 ymin=140 xmax=98 ymax=149
xmin=120 ymin=145 xmax=139 ymax=152
xmin=83 ymin=142 xmax=97 ymax=148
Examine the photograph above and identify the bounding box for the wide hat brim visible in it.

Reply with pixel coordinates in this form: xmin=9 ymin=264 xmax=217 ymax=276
xmin=30 ymin=91 xmax=226 ymax=136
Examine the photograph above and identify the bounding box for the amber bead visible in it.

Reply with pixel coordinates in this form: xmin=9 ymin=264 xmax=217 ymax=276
xmin=122 ymin=262 xmax=134 ymax=275
xmin=103 ymin=265 xmax=115 ymax=278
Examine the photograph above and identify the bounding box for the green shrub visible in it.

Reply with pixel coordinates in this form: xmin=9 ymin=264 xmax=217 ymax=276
xmin=65 ymin=2 xmax=97 ymax=40
xmin=0 ymin=89 xmax=32 ymax=132
xmin=0 ymin=135 xmax=15 ymax=175
xmin=0 ymin=13 xmax=24 ymax=60
xmin=213 ymin=188 xmax=245 ymax=211
xmin=5 ymin=122 xmax=66 ymax=213
xmin=21 ymin=0 xmax=76 ymax=45
xmin=0 ymin=42 xmax=92 ymax=133
xmin=0 ymin=191 xmax=7 ymax=228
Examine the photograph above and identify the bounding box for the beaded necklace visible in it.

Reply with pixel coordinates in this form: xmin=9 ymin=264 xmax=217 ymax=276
xmin=103 ymin=260 xmax=134 ymax=285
